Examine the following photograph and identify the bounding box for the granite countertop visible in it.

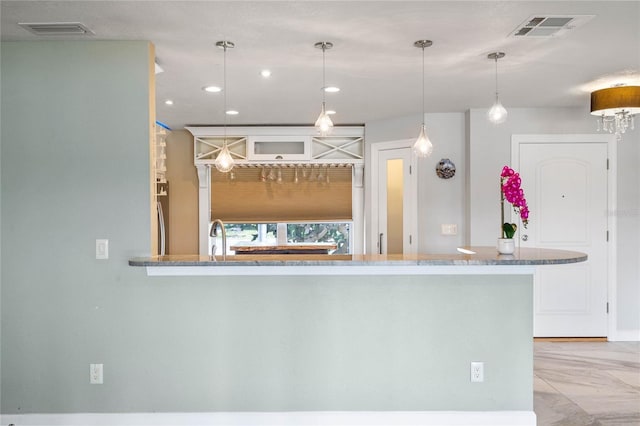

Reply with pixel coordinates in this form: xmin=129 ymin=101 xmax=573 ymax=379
xmin=129 ymin=247 xmax=587 ymax=267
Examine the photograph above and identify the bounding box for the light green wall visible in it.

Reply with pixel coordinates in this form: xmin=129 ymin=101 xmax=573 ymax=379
xmin=1 ymin=40 xmax=152 ymax=413
xmin=1 ymin=41 xmax=533 ymax=414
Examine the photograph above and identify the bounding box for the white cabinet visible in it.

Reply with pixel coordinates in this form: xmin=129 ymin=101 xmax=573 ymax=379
xmin=186 ymin=126 xmax=364 ymax=166
xmin=247 ymin=136 xmax=310 ymax=161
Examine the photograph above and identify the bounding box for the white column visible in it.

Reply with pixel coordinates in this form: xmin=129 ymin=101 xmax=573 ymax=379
xmin=196 ymin=164 xmax=210 ymax=256
xmin=352 ymin=164 xmax=365 ymax=254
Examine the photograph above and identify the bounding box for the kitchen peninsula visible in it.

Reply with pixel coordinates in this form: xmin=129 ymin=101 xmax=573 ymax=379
xmin=128 ymin=248 xmax=585 ymax=424
xmin=130 ymin=246 xmax=585 ymax=274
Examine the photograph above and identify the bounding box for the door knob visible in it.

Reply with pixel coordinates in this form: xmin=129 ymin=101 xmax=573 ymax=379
xmin=522 ymin=234 xmax=528 ymax=241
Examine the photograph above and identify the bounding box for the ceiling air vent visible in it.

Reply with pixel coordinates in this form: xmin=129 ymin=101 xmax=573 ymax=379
xmin=510 ymin=15 xmax=594 ymax=38
xmin=19 ymin=22 xmax=94 ymax=36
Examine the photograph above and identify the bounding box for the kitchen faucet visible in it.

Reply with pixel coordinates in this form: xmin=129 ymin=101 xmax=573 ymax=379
xmin=210 ymin=219 xmax=227 ymax=260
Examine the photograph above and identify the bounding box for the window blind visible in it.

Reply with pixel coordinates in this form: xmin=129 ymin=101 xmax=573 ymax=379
xmin=211 ymin=166 xmax=352 ymax=222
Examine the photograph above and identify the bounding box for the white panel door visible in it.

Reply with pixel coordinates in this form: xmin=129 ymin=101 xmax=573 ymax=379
xmin=377 ymin=148 xmax=414 ymax=254
xmin=519 ymin=142 xmax=608 ymax=337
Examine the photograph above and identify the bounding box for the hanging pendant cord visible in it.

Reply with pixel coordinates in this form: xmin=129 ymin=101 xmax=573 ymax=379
xmin=421 ymin=45 xmax=425 ymax=126
xmin=322 ymin=44 xmax=326 ymax=105
xmin=223 ymin=43 xmax=228 ymax=141
xmin=494 ymin=56 xmax=499 ymax=101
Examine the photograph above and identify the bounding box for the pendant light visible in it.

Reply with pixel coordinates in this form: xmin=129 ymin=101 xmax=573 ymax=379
xmin=487 ymin=52 xmax=507 ymax=124
xmin=314 ymin=41 xmax=334 ymax=136
xmin=591 ymin=85 xmax=640 ymax=141
xmin=413 ymin=40 xmax=434 ymax=157
xmin=214 ymin=40 xmax=235 ymax=173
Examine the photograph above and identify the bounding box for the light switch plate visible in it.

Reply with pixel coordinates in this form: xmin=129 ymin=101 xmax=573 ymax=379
xmin=96 ymin=239 xmax=109 ymax=260
xmin=441 ymin=224 xmax=458 ymax=235
xmin=90 ymin=363 xmax=103 ymax=384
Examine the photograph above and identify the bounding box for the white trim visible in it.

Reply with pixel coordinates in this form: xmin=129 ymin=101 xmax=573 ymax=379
xmin=511 ymin=134 xmax=617 ymax=340
xmin=510 ymin=134 xmax=614 ymax=144
xmin=369 ymin=139 xmax=419 ymax=255
xmin=609 ymin=329 xmax=640 ymax=342
xmin=1 ymin=410 xmax=537 ymax=426
xmin=186 ymin=125 xmax=365 ymax=138
xmin=146 ymin=265 xmax=536 ymax=276
xmin=352 ymin=164 xmax=365 ymax=254
xmin=607 ymin=135 xmax=618 ymax=342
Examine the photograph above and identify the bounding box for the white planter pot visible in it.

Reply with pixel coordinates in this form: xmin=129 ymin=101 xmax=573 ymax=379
xmin=497 ymin=238 xmax=515 ymax=255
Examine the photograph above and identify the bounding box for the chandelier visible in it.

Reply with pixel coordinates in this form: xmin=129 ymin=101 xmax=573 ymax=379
xmin=590 ymin=85 xmax=640 ymax=141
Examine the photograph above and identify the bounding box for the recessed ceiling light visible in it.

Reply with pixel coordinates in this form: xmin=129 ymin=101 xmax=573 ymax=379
xmin=226 ymin=110 xmax=239 ymax=115
xmin=164 ymin=100 xmax=174 ymax=105
xmin=203 ymin=86 xmax=222 ymax=93
xmin=324 ymin=86 xmax=340 ymax=93
xmin=260 ymin=69 xmax=272 ymax=78
xmin=326 ymin=110 xmax=336 ymax=115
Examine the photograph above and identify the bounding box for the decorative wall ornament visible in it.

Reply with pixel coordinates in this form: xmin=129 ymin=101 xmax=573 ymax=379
xmin=435 ymin=158 xmax=456 ymax=179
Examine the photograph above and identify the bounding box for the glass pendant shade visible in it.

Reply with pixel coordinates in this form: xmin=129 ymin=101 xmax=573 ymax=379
xmin=413 ymin=124 xmax=433 ymax=157
xmin=315 ymin=102 xmax=333 ymax=136
xmin=314 ymin=41 xmax=334 ymax=136
xmin=214 ymin=40 xmax=235 ymax=173
xmin=487 ymin=52 xmax=507 ymax=125
xmin=487 ymin=97 xmax=508 ymax=124
xmin=413 ymin=40 xmax=434 ymax=158
xmin=214 ymin=142 xmax=234 ymax=173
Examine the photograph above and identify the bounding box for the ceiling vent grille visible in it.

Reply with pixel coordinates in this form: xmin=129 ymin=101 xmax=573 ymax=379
xmin=18 ymin=22 xmax=94 ymax=36
xmin=510 ymin=15 xmax=594 ymax=38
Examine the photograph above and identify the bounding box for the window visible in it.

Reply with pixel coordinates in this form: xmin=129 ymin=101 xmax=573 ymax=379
xmin=287 ymin=222 xmax=350 ymax=253
xmin=210 ymin=222 xmax=351 ymax=255
xmin=209 ymin=165 xmax=353 ymax=255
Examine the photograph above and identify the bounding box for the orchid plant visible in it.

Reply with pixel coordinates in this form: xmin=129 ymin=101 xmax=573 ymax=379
xmin=500 ymin=166 xmax=529 ymax=239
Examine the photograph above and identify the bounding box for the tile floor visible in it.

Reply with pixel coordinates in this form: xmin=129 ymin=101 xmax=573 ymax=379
xmin=534 ymin=341 xmax=640 ymax=425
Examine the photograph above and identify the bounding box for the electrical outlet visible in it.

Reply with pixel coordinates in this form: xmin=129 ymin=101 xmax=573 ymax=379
xmin=90 ymin=363 xmax=103 ymax=384
xmin=96 ymin=239 xmax=109 ymax=260
xmin=471 ymin=361 xmax=484 ymax=383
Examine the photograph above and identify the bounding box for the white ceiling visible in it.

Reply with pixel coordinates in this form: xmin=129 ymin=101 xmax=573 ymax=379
xmin=2 ymin=1 xmax=639 ymax=130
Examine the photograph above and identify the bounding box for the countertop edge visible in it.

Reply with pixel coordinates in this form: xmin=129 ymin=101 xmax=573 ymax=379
xmin=127 ymin=257 xmax=588 ymax=267
xmin=128 ymin=248 xmax=588 ymax=267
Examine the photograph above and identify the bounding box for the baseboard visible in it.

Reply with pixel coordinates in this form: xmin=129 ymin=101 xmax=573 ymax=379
xmin=534 ymin=337 xmax=607 ymax=342
xmin=610 ymin=329 xmax=640 ymax=341
xmin=1 ymin=411 xmax=537 ymax=426
xmin=534 ymin=330 xmax=640 ymax=342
